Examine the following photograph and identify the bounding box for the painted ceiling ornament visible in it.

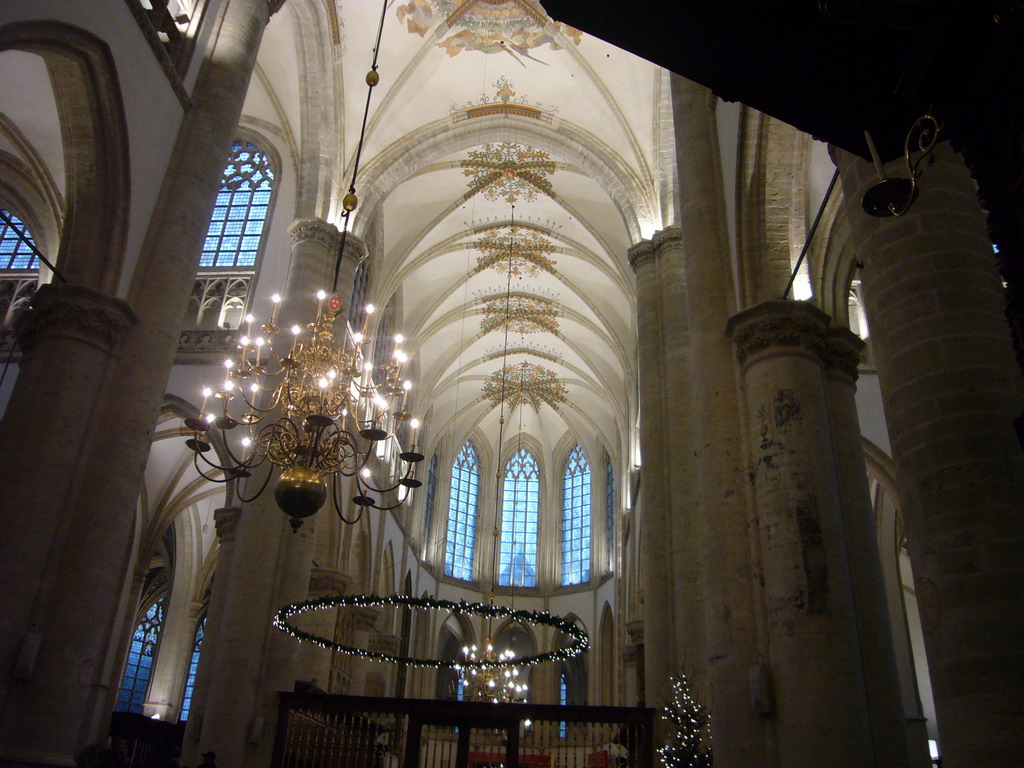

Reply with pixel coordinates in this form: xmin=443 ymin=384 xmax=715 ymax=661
xmin=450 ymin=76 xmax=558 ymax=121
xmin=472 ymin=225 xmax=558 ymax=278
xmin=461 ymin=143 xmax=556 ymax=204
xmin=478 ymin=289 xmax=559 ymax=335
xmin=396 ymin=0 xmax=582 ymax=66
xmin=482 ymin=341 xmax=561 ymax=365
xmin=483 ymin=361 xmax=567 ymax=412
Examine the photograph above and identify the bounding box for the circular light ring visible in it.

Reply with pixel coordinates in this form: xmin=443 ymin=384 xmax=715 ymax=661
xmin=273 ymin=593 xmax=588 ymax=669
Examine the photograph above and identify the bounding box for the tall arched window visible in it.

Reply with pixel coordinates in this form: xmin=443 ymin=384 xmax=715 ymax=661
xmin=115 ymin=597 xmax=167 ymax=713
xmin=0 ymin=209 xmax=39 ymax=270
xmin=190 ymin=140 xmax=276 ymax=330
xmin=0 ymin=209 xmax=40 ymax=328
xmin=423 ymin=452 xmax=438 ymax=542
xmin=444 ymin=442 xmax=479 ymax=581
xmin=562 ymin=444 xmax=591 ymax=585
xmin=178 ymin=614 xmax=206 ymax=722
xmin=605 ymin=453 xmax=615 ymax=571
xmin=500 ymin=448 xmax=539 ymax=588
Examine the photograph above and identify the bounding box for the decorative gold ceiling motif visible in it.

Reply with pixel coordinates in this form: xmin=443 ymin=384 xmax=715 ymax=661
xmin=479 ymin=290 xmax=559 ymax=335
xmin=461 ymin=143 xmax=556 ymax=204
xmin=396 ymin=0 xmax=581 ymax=65
xmin=483 ymin=361 xmax=567 ymax=412
xmin=451 ymin=77 xmax=557 ymax=121
xmin=471 ymin=226 xmax=558 ymax=278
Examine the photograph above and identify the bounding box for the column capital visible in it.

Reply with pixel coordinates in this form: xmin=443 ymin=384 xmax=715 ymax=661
xmin=627 ymin=239 xmax=657 ymax=273
xmin=626 ymin=619 xmax=645 ymax=645
xmin=288 ymin=218 xmax=340 ymax=250
xmin=350 ymin=606 xmax=382 ymax=633
xmin=727 ymin=300 xmax=831 ymax=366
xmin=823 ymin=327 xmax=865 ymax=383
xmin=338 ymin=231 xmax=367 ymax=265
xmin=15 ymin=283 xmax=137 ymax=355
xmin=308 ymin=567 xmax=350 ymax=598
xmin=214 ymin=507 xmax=242 ymax=540
xmin=651 ymin=226 xmax=684 ymax=253
xmin=368 ymin=632 xmax=401 ymax=655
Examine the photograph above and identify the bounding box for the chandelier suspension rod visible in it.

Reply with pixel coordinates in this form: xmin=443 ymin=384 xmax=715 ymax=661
xmin=333 ymin=0 xmax=389 ymax=293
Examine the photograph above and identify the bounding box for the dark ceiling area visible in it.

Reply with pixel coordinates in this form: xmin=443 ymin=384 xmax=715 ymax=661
xmin=541 ymin=0 xmax=1023 ymax=161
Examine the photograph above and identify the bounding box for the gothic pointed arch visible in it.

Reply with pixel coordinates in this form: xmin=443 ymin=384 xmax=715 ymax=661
xmin=0 ymin=21 xmax=129 ymax=294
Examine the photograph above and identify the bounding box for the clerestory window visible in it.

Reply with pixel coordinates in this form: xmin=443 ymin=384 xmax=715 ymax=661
xmin=444 ymin=442 xmax=479 ymax=581
xmin=499 ymin=448 xmax=539 ymax=588
xmin=115 ymin=597 xmax=167 ymax=714
xmin=562 ymin=444 xmax=591 ymax=585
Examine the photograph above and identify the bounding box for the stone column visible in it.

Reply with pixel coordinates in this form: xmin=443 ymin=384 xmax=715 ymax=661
xmin=626 ymin=239 xmax=674 ymax=710
xmin=0 ymin=284 xmax=136 ymax=765
xmin=824 ymin=330 xmax=918 ymax=766
xmin=296 ymin=568 xmax=350 ymax=691
xmin=651 ymin=228 xmax=706 ymax=688
xmin=0 ymin=1 xmax=280 ymax=763
xmin=346 ymin=606 xmax=382 ymax=695
xmin=182 ymin=507 xmax=240 ymax=762
xmin=836 ymin=144 xmax=1024 ymax=768
xmin=728 ymin=301 xmax=878 ymax=767
xmin=671 ymin=73 xmax=766 ymax=767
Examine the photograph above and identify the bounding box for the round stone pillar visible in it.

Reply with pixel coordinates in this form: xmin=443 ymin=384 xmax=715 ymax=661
xmin=626 ymin=239 xmax=675 ymax=711
xmin=296 ymin=568 xmax=350 ymax=691
xmin=824 ymin=329 xmax=916 ymax=766
xmin=728 ymin=300 xmax=873 ymax=767
xmin=0 ymin=284 xmax=136 ymax=765
xmin=346 ymin=606 xmax=382 ymax=695
xmin=836 ymin=143 xmax=1024 ymax=768
xmin=182 ymin=507 xmax=240 ymax=763
xmin=671 ymin=73 xmax=767 ymax=767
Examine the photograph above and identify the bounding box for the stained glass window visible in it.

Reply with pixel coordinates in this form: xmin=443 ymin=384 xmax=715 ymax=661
xmin=562 ymin=444 xmax=591 ymax=585
xmin=560 ymin=672 xmax=568 ymax=737
xmin=199 ymin=141 xmax=274 ymax=269
xmin=115 ymin=597 xmax=166 ymax=714
xmin=499 ymin=448 xmax=539 ymax=588
xmin=606 ymin=454 xmax=615 ymax=570
xmin=423 ymin=452 xmax=438 ymax=542
xmin=0 ymin=210 xmax=39 ymax=270
xmin=178 ymin=615 xmax=205 ymax=722
xmin=444 ymin=442 xmax=479 ymax=581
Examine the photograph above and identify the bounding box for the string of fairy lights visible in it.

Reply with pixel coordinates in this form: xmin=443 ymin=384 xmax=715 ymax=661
xmin=273 ymin=593 xmax=588 ymax=669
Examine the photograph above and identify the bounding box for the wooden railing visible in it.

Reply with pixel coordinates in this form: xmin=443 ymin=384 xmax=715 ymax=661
xmin=272 ymin=692 xmax=655 ymax=768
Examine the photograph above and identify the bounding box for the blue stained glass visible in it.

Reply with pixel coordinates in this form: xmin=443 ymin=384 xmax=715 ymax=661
xmin=444 ymin=442 xmax=479 ymax=581
xmin=499 ymin=448 xmax=539 ymax=588
xmin=560 ymin=673 xmax=568 ymax=737
xmin=561 ymin=444 xmax=591 ymax=586
xmin=115 ymin=598 xmax=166 ymax=714
xmin=0 ymin=210 xmax=40 ymax=270
xmin=179 ymin=616 xmax=205 ymax=722
xmin=197 ymin=141 xmax=275 ymax=270
xmin=606 ymin=455 xmax=615 ymax=569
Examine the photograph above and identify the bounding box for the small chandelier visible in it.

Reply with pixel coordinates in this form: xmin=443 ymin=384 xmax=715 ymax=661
xmin=184 ymin=291 xmax=423 ymax=530
xmin=457 ymin=638 xmax=527 ymax=704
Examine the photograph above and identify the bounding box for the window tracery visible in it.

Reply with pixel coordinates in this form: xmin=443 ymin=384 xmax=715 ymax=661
xmin=562 ymin=444 xmax=591 ymax=585
xmin=499 ymin=448 xmax=539 ymax=588
xmin=178 ymin=614 xmax=205 ymax=722
xmin=444 ymin=442 xmax=479 ymax=581
xmin=115 ymin=597 xmax=166 ymax=714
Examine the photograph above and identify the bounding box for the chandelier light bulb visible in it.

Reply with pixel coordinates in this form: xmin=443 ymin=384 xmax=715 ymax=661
xmin=291 ymin=324 xmax=301 ymax=335
xmin=224 ymin=380 xmax=235 ymax=391
xmin=250 ymin=383 xmax=259 ymax=393
xmin=395 ymin=350 xmax=408 ymax=363
xmin=316 ymin=290 xmax=327 ymax=301
xmin=242 ymin=437 xmax=252 ymax=447
xmin=365 ymin=303 xmax=375 ymax=314
xmin=327 ymin=369 xmax=337 ymax=380
xmin=352 ymin=332 xmax=364 ymax=343
xmin=360 ymin=467 xmax=371 ymax=478
xmin=245 ymin=314 xmax=255 ymax=324
xmin=410 ymin=418 xmax=420 ymax=430
xmin=394 ymin=333 xmax=404 ymax=344
xmin=403 ymin=380 xmax=412 ymax=390
xmin=318 ymin=378 xmax=329 ymax=389
xmin=205 ymin=413 xmax=216 ymax=423
xmin=364 ymin=362 xmax=373 ymax=372
xmin=255 ymin=337 xmax=265 ymax=347
xmin=271 ymin=293 xmax=281 ymax=303
xmin=202 ymin=387 xmax=213 ymax=398
xmin=223 ymin=359 xmax=234 ymax=369
xmin=240 ymin=335 xmax=250 ymax=346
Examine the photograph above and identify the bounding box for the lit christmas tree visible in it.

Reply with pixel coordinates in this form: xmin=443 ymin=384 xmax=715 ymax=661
xmin=658 ymin=672 xmax=713 ymax=767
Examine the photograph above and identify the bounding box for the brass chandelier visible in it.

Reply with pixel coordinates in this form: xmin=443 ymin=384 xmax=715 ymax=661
xmin=183 ymin=0 xmax=423 ymax=530
xmin=457 ymin=640 xmax=528 ymax=704
xmin=183 ymin=293 xmax=422 ymax=530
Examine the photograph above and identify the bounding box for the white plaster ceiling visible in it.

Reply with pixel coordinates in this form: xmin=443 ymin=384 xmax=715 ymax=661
xmin=0 ymin=50 xmax=64 ymax=198
xmin=252 ymin=0 xmax=659 ymax=469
